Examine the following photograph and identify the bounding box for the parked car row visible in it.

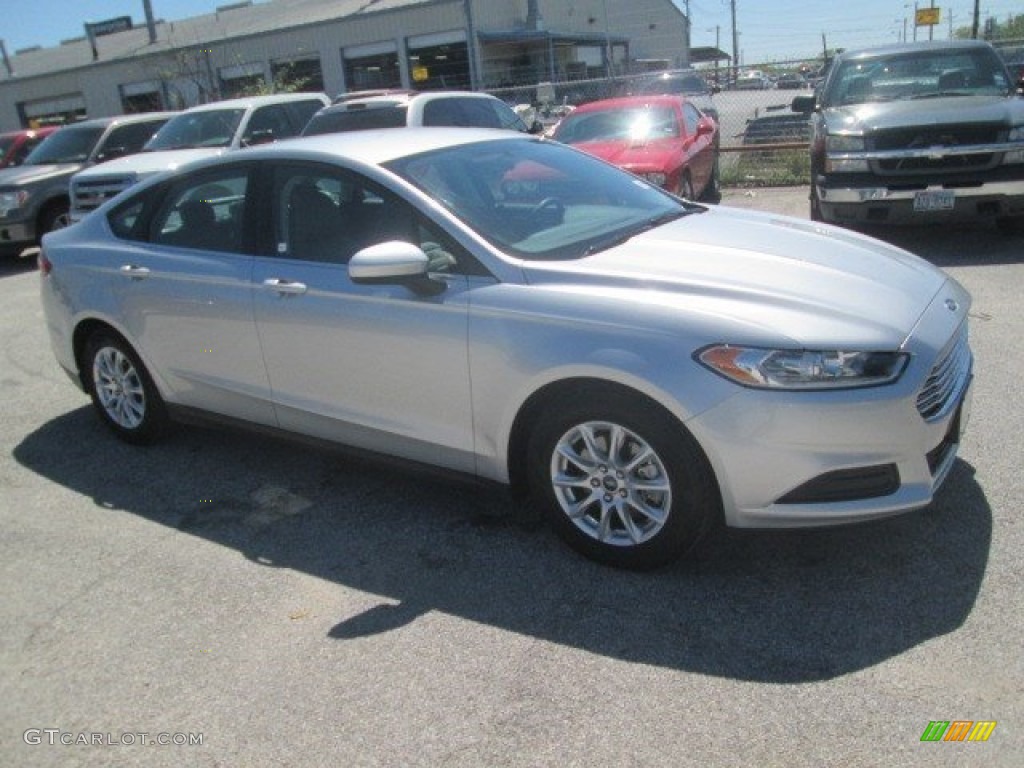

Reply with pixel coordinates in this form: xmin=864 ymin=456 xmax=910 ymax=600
xmin=1 ymin=90 xmax=547 ymax=255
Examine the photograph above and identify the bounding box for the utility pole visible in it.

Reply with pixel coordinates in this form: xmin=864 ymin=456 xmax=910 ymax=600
xmin=972 ymin=0 xmax=980 ymax=39
xmin=929 ymin=0 xmax=935 ymax=41
xmin=730 ymin=0 xmax=738 ymax=85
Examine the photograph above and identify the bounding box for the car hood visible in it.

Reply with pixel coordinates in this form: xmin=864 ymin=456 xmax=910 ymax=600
xmin=521 ymin=206 xmax=952 ymax=349
xmin=0 ymin=163 xmax=82 ymax=186
xmin=569 ymin=139 xmax=679 ymax=170
xmin=822 ymin=94 xmax=1022 ymax=133
xmin=73 ymin=148 xmax=225 ymax=180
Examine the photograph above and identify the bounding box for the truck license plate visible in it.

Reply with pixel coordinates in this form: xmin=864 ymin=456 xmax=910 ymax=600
xmin=913 ymin=190 xmax=955 ymax=212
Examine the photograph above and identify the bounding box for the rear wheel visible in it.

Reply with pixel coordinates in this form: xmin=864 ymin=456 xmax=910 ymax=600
xmin=527 ymin=393 xmax=719 ymax=569
xmin=678 ymin=173 xmax=695 ymax=201
xmin=810 ymin=184 xmax=824 ymax=222
xmin=699 ymin=157 xmax=721 ymax=203
xmin=83 ymin=332 xmax=167 ymax=444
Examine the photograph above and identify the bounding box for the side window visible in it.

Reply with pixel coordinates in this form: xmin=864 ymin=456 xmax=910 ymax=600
xmin=96 ymin=120 xmax=165 ymax=162
xmin=272 ymin=163 xmax=486 ymax=274
xmin=243 ymin=105 xmax=293 ymax=145
xmin=150 ymin=170 xmax=249 ymax=252
xmin=11 ymin=136 xmax=44 ymax=165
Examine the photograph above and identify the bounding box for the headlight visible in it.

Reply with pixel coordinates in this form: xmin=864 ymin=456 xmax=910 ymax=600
xmin=825 ymin=134 xmax=865 ymax=152
xmin=825 ymin=133 xmax=868 ymax=172
xmin=697 ymin=345 xmax=908 ymax=390
xmin=0 ymin=189 xmax=30 ymax=217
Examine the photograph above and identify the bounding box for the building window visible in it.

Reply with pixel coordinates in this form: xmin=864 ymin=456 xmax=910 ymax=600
xmin=219 ymin=62 xmax=266 ymax=99
xmin=119 ymin=81 xmax=165 ymax=114
xmin=271 ymin=57 xmax=324 ymax=92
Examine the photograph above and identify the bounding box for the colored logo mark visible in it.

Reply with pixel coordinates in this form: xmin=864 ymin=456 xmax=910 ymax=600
xmin=920 ymin=721 xmax=996 ymax=742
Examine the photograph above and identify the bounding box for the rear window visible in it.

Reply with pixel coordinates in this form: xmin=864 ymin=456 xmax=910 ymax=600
xmin=302 ymin=106 xmax=408 ymax=136
xmin=422 ymin=97 xmax=525 ymax=131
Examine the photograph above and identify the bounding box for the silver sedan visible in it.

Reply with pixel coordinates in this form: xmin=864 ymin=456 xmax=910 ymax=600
xmin=39 ymin=129 xmax=973 ymax=569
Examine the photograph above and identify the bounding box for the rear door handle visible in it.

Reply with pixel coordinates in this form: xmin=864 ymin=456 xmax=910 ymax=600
xmin=262 ymin=278 xmax=308 ymax=296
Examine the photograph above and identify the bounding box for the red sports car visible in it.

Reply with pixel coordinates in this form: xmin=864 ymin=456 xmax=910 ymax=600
xmin=552 ymin=95 xmax=719 ymax=201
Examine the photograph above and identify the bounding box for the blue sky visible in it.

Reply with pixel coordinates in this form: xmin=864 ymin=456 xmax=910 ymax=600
xmin=2 ymin=1 xmax=1021 ymax=64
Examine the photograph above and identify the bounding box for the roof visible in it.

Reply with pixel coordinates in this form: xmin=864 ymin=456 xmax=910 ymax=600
xmin=179 ymin=93 xmax=328 ymax=113
xmin=260 ymin=126 xmax=534 ymax=166
xmin=834 ymin=39 xmax=997 ymax=61
xmin=324 ymin=90 xmax=500 ymax=112
xmin=54 ymin=112 xmax=178 ymax=130
xmin=1 ymin=0 xmax=431 ymax=81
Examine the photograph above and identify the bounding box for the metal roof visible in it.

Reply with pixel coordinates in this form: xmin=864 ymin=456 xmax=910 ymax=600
xmin=2 ymin=0 xmax=433 ymax=81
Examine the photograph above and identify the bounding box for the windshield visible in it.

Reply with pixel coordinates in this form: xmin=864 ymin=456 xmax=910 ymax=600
xmin=385 ymin=138 xmax=691 ymax=261
xmin=145 ymin=109 xmax=245 ymax=150
xmin=24 ymin=125 xmax=104 ymax=165
xmin=554 ymin=106 xmax=679 ymax=144
xmin=824 ymin=47 xmax=1011 ymax=106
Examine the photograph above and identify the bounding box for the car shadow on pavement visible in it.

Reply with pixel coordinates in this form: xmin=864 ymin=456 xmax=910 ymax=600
xmin=14 ymin=408 xmax=991 ymax=684
xmin=0 ymin=252 xmax=38 ymax=278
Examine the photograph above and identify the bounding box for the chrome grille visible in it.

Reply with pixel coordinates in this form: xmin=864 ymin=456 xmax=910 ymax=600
xmin=916 ymin=324 xmax=971 ymax=421
xmin=71 ymin=176 xmax=135 ymax=212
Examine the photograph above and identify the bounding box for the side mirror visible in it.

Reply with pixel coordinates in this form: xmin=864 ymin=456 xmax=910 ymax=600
xmin=696 ymin=116 xmax=716 ymax=137
xmin=96 ymin=145 xmax=127 ymax=163
xmin=791 ymin=94 xmax=816 ymax=114
xmin=349 ymin=241 xmax=444 ymax=295
xmin=243 ymin=129 xmax=275 ymax=147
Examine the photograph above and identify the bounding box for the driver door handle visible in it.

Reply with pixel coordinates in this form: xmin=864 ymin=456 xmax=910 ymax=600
xmin=262 ymin=278 xmax=308 ymax=296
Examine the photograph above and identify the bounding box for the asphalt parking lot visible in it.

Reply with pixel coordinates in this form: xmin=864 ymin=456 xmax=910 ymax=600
xmin=2 ymin=189 xmax=1022 ymax=766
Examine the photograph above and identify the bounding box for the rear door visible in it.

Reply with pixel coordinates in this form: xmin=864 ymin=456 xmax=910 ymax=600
xmin=109 ymin=163 xmax=274 ymax=424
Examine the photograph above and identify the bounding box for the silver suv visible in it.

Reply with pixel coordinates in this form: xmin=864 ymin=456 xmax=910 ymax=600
xmin=0 ymin=113 xmax=173 ymax=254
xmin=69 ymin=93 xmax=328 ymax=223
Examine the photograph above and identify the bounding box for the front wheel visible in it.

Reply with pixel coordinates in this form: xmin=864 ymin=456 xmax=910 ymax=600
xmin=527 ymin=394 xmax=719 ymax=569
xmin=83 ymin=332 xmax=167 ymax=444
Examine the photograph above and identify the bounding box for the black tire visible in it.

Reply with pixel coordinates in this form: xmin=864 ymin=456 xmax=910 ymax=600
xmin=678 ymin=172 xmax=695 ymax=201
xmin=83 ymin=332 xmax=167 ymax=444
xmin=39 ymin=201 xmax=70 ymax=239
xmin=995 ymin=216 xmax=1024 ymax=235
xmin=699 ymin=157 xmax=722 ymax=203
xmin=809 ymin=183 xmax=824 ymax=222
xmin=527 ymin=392 xmax=719 ymax=570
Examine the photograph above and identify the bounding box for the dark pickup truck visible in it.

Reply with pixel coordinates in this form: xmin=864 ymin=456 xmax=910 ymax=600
xmin=793 ymin=40 xmax=1024 ymax=233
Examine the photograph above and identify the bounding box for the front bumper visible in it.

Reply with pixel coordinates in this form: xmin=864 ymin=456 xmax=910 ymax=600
xmin=817 ymin=178 xmax=1024 ymax=224
xmin=0 ymin=218 xmax=35 ymax=248
xmin=687 ymin=286 xmax=973 ymax=529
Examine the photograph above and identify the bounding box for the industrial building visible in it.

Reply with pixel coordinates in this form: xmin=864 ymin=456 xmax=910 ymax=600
xmin=0 ymin=0 xmax=691 ymax=131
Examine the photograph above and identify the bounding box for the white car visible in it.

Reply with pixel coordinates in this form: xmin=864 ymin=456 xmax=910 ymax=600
xmin=68 ymin=93 xmax=328 ymax=223
xmin=40 ymin=129 xmax=973 ymax=569
xmin=302 ymin=90 xmax=537 ymax=136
